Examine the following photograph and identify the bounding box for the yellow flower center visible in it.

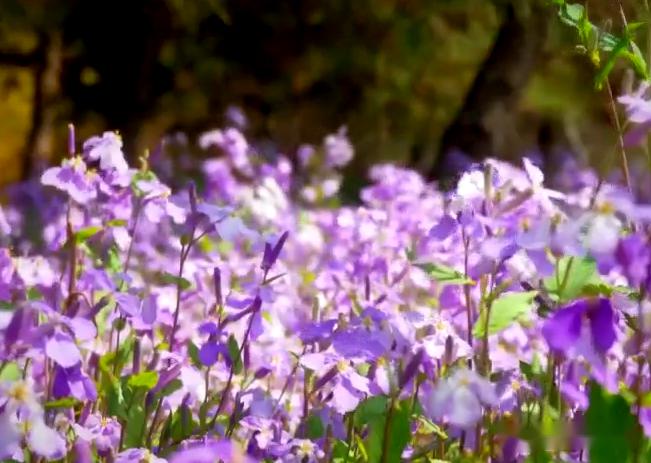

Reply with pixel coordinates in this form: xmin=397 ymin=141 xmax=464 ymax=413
xmin=337 ymin=360 xmax=348 ymax=373
xmin=597 ymin=201 xmax=615 ymax=215
xmin=8 ymin=382 xmax=30 ymax=403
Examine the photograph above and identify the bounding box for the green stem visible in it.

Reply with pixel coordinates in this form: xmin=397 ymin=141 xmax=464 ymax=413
xmin=606 ymin=78 xmax=633 ymax=195
xmin=380 ymin=397 xmax=396 ymax=463
xmin=462 ymin=233 xmax=473 ymax=369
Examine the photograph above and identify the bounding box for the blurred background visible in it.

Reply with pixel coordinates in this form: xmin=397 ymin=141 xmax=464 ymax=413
xmin=0 ymin=0 xmax=648 ymax=188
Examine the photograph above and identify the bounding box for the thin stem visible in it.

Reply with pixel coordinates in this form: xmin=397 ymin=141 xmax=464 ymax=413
xmin=169 ymin=240 xmax=192 ymax=351
xmin=64 ymin=203 xmax=78 ymax=314
xmin=462 ymin=233 xmax=473 ymax=369
xmin=274 ymin=352 xmax=303 ymax=414
xmin=606 ymin=78 xmax=633 ymax=194
xmin=633 ymin=286 xmax=647 ymax=463
xmin=379 ymin=397 xmax=396 ymax=463
xmin=121 ymin=199 xmax=143 ymax=284
xmin=145 ymin=398 xmax=164 ymax=448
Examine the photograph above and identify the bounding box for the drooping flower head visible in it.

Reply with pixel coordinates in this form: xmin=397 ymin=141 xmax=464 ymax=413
xmin=542 ymin=297 xmax=616 ymax=355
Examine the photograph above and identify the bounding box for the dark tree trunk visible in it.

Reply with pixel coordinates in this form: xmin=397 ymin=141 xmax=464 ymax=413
xmin=429 ymin=0 xmax=550 ymax=181
xmin=22 ymin=31 xmax=63 ymax=180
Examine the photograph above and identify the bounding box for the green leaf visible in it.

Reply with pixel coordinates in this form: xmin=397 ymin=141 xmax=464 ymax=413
xmin=416 ymin=416 xmax=448 ymax=439
xmin=106 ymin=246 xmax=122 ymax=274
xmin=415 ymin=262 xmax=474 ymax=286
xmin=158 ymin=378 xmax=183 ymax=398
xmin=107 ymin=219 xmax=128 ymax=227
xmin=104 ymin=376 xmax=125 ymax=419
xmin=544 ymin=257 xmax=600 ymax=302
xmin=127 ymin=370 xmax=159 ymax=390
xmin=123 ymin=402 xmax=147 ymax=448
xmin=559 ymin=3 xmax=585 ymax=27
xmin=365 ymin=401 xmax=410 ymax=463
xmin=45 ymin=397 xmax=80 ymax=409
xmin=559 ymin=2 xmax=592 ymax=43
xmin=585 ymin=382 xmax=635 ymax=463
xmin=187 ymin=340 xmax=202 ymax=369
xmin=75 ymin=225 xmax=103 ymax=243
xmin=305 ymin=413 xmax=325 ymax=439
xmin=160 ymin=272 xmax=192 ymax=290
xmin=0 ymin=362 xmax=21 ymax=381
xmin=519 ymin=358 xmax=543 ymax=382
xmin=594 ymin=37 xmax=628 ymax=90
xmin=26 ymin=287 xmax=42 ymax=301
xmin=625 ymin=40 xmax=649 ymax=80
xmin=626 ymin=21 xmax=647 ymax=34
xmin=170 ymin=405 xmax=197 ymax=443
xmin=599 ymin=32 xmax=620 ymax=52
xmin=331 ymin=440 xmax=351 ymax=462
xmin=473 ymin=291 xmax=537 ymax=338
xmin=227 ymin=335 xmax=242 ymax=375
xmin=354 ymin=395 xmax=388 ymax=426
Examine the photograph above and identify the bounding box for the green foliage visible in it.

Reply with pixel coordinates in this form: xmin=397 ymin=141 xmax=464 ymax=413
xmin=354 ymin=396 xmax=389 ymax=427
xmin=187 ymin=340 xmax=203 ymax=369
xmin=0 ymin=362 xmax=21 ymax=381
xmin=544 ymin=256 xmax=601 ymax=302
xmin=127 ymin=370 xmax=159 ymax=390
xmin=366 ymin=403 xmax=410 ymax=463
xmin=553 ymin=0 xmax=649 ymax=88
xmin=305 ymin=413 xmax=325 ymax=439
xmin=416 ymin=262 xmax=474 ymax=286
xmin=74 ymin=225 xmax=103 ymax=244
xmin=585 ymin=382 xmax=636 ymax=463
xmin=353 ymin=397 xmax=410 ymax=463
xmin=473 ymin=291 xmax=537 ymax=337
xmin=159 ymin=272 xmax=192 ymax=290
xmin=227 ymin=334 xmax=242 ymax=375
xmin=44 ymin=397 xmax=80 ymax=409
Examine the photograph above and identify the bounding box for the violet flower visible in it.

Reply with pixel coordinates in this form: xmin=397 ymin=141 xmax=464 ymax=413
xmin=422 ymin=368 xmax=498 ymax=428
xmin=542 ymin=297 xmax=616 ymax=354
xmin=41 ymin=157 xmax=97 ymax=204
xmin=82 ymin=131 xmax=129 ymax=174
xmin=324 ymin=127 xmax=354 ymax=168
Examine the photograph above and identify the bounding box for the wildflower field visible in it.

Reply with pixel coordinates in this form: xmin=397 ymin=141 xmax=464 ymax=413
xmin=6 ymin=2 xmax=651 ymax=463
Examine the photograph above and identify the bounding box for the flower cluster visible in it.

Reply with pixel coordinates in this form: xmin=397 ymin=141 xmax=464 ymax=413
xmin=2 ymin=110 xmax=651 ymax=462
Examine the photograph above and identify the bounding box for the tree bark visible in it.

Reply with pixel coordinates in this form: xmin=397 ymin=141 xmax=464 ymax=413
xmin=429 ymin=0 xmax=550 ymax=181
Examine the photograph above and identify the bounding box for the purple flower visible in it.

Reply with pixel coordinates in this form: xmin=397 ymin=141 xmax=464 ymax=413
xmin=0 ymin=248 xmax=15 ymax=301
xmin=41 ymin=157 xmax=97 ymax=204
xmin=542 ymin=297 xmax=616 ymax=354
xmin=331 ymin=327 xmax=389 ymax=361
xmin=74 ymin=413 xmax=121 ymax=457
xmin=53 ymin=363 xmax=97 ymax=401
xmin=170 ymin=438 xmax=253 ymax=463
xmin=225 ymin=105 xmax=248 ymax=129
xmin=422 ymin=368 xmax=498 ymax=428
xmin=0 ymin=380 xmax=66 ymax=460
xmin=261 ymin=231 xmax=289 ymax=273
xmin=45 ymin=329 xmax=82 ymax=368
xmin=429 ymin=214 xmax=458 ymax=240
xmin=300 ymin=352 xmax=371 ymax=413
xmin=615 ymin=233 xmax=651 ymax=289
xmin=324 ymin=127 xmax=354 ymax=168
xmin=115 ymin=448 xmax=166 ymax=463
xmin=82 ymin=131 xmax=129 ymax=173
xmin=297 ymin=319 xmax=337 ymax=344
xmin=199 ymin=128 xmax=252 ymax=174
xmin=198 ymin=336 xmax=230 ymax=367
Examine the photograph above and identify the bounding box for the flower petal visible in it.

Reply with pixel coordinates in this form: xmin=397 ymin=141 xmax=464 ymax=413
xmin=542 ymin=301 xmax=585 ymax=352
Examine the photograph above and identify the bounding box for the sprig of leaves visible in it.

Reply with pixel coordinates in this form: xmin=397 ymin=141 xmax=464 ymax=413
xmin=552 ymin=1 xmax=649 ymax=88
